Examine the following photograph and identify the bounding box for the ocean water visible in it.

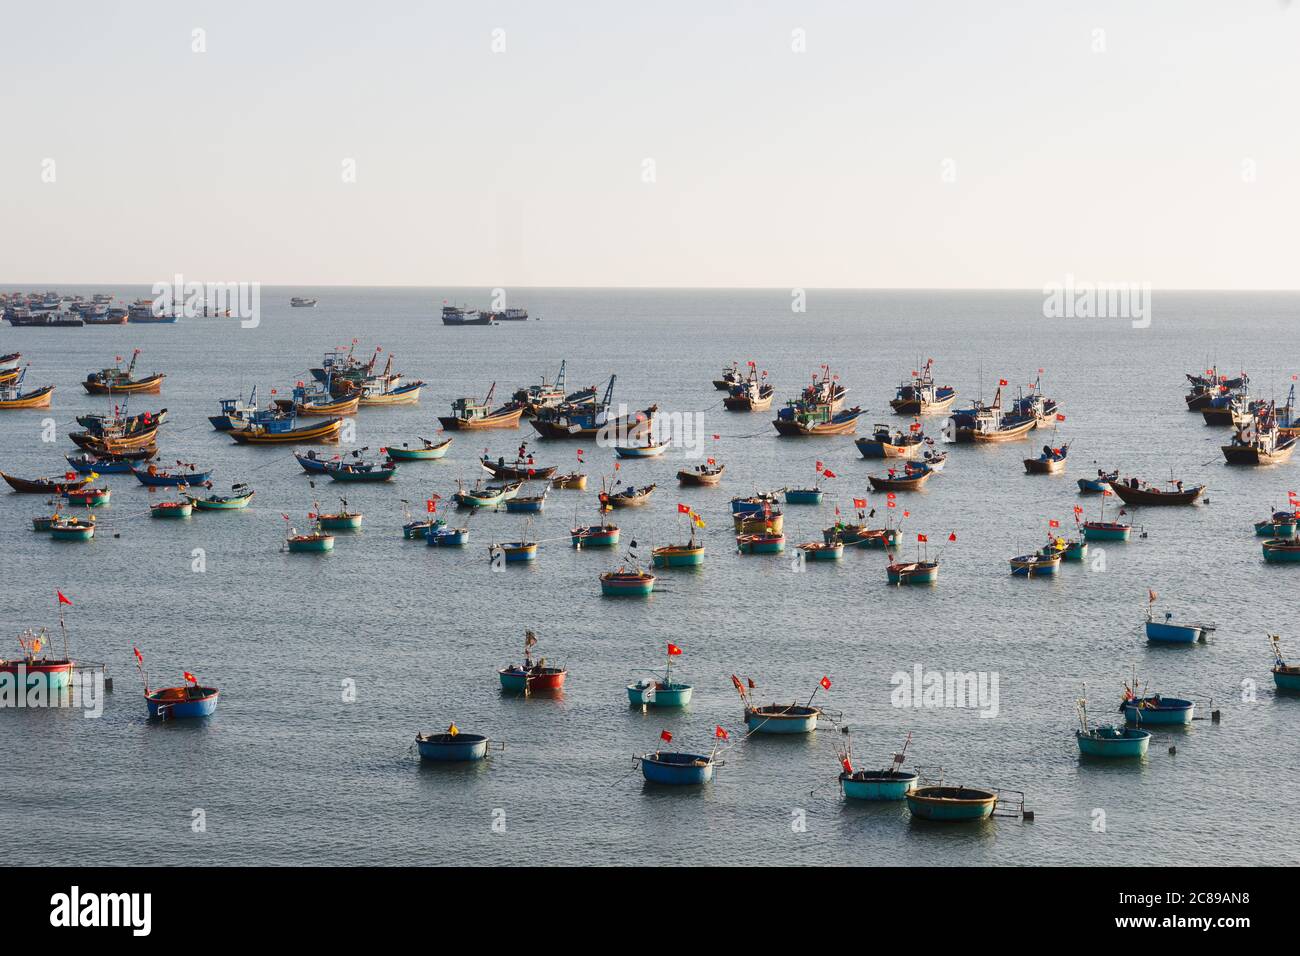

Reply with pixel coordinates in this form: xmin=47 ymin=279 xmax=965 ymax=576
xmin=1 ymin=286 xmax=1298 ymax=867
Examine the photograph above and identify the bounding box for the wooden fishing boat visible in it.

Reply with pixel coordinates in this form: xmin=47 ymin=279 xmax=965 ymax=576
xmin=867 ymin=464 xmax=935 ymax=492
xmin=0 ymin=383 xmax=55 ymax=410
xmin=1222 ymin=407 xmax=1297 ymax=465
xmin=2 ymin=471 xmax=93 ymax=494
xmin=0 ymin=367 xmax=22 ymax=387
xmin=1077 ymin=469 xmax=1118 ymax=493
xmin=638 ymin=751 xmax=717 ymax=785
xmin=855 ymin=423 xmax=925 ymax=459
xmin=49 ymin=517 xmax=95 ymax=541
xmin=1262 ymin=538 xmax=1300 ymax=563
xmin=825 ymin=524 xmax=900 ymax=549
xmin=600 ymin=568 xmax=656 ymax=596
xmin=723 ymin=367 xmax=774 ymax=412
xmin=83 ymin=350 xmax=165 ymax=394
xmin=951 ymin=388 xmax=1035 ymax=443
xmin=286 ymin=532 xmax=334 ymax=553
xmin=63 ymin=486 xmax=110 ymax=508
xmin=677 ymin=462 xmax=724 ymax=485
xmin=967 ymin=413 xmax=1034 ymax=443
xmin=614 ymin=439 xmax=668 ymax=459
xmin=605 ymin=484 xmax=656 ymax=508
xmin=1009 ymin=551 xmax=1061 ymax=577
xmin=416 ymin=731 xmax=489 ymax=762
xmin=0 ymin=352 xmax=21 ymax=373
xmin=133 ymin=463 xmax=213 ymax=487
xmin=358 ymin=379 xmax=424 ymax=406
xmin=531 ymin=376 xmax=656 ymax=440
xmin=504 ymin=488 xmax=547 ymax=512
xmin=453 ymin=480 xmax=508 ymax=508
xmin=387 ymin=437 xmax=453 ymax=461
xmin=145 ymin=683 xmax=219 ymax=719
xmin=510 ymin=360 xmax=596 ymax=416
xmin=733 ymin=509 xmax=783 ymax=534
xmin=317 ymin=500 xmax=363 ymax=530
xmin=784 ymin=486 xmax=823 ymax=505
xmin=64 ymin=454 xmax=134 ymax=475
xmin=1108 ymin=478 xmax=1204 ymax=506
xmin=1269 ymin=635 xmax=1300 ymax=692
xmin=550 ymin=472 xmax=587 ymax=490
xmin=210 ymin=390 xmax=266 ymax=430
xmin=497 ymin=630 xmax=566 ymax=693
xmin=906 ymin=786 xmax=997 ymax=821
xmin=70 ymin=425 xmax=160 ymax=452
xmin=772 ymin=404 xmax=863 ymax=436
xmin=325 ymin=458 xmax=396 ymax=482
xmin=438 ymin=383 xmax=524 ymax=430
xmin=887 ymin=560 xmax=939 ymax=584
xmin=229 ymin=415 xmax=342 ymax=444
xmin=1024 ymin=443 xmax=1069 ymax=474
xmin=713 ymin=361 xmax=742 ymax=391
xmin=77 ymin=407 xmax=168 ymax=435
xmin=489 ymin=540 xmax=540 ymax=563
xmin=287 ymin=391 xmax=360 ymax=416
xmin=798 ymin=541 xmax=844 ymax=562
xmin=737 ymin=531 xmax=785 ymax=554
xmin=186 ymin=486 xmax=255 ymax=510
xmin=425 ymin=519 xmax=469 ymax=547
xmin=150 ymin=500 xmax=193 ymax=519
xmin=480 ymin=452 xmax=557 ymax=480
xmin=890 ymin=360 xmax=957 ymax=415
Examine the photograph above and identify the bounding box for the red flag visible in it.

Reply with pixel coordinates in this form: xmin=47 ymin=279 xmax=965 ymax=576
xmin=426 ymin=498 xmax=438 ymax=513
xmin=841 ymin=756 xmax=853 ymax=774
xmin=815 ymin=461 xmax=824 ymax=471
xmin=706 ymin=457 xmax=715 ymax=466
xmin=56 ymin=591 xmax=72 ymax=606
xmin=1049 ymin=519 xmax=1060 ymax=528
xmin=887 ymin=492 xmax=896 ymax=499
xmin=917 ymin=533 xmax=927 ymax=542
xmin=948 ymin=532 xmax=957 ymax=542
xmin=714 ymin=726 xmax=729 ymax=740
xmin=852 ymin=498 xmax=866 ymax=509
xmin=133 ymin=647 xmax=143 ymax=664
xmin=822 ymin=468 xmax=836 ymax=478
xmin=819 ymin=676 xmax=832 ymax=690
xmin=677 ymin=503 xmax=690 ymax=514
xmin=887 ymin=500 xmax=896 ymax=508
xmin=667 ymin=643 xmax=683 ymax=656
xmin=747 ymin=678 xmax=755 ymax=689
xmin=183 ymin=671 xmax=198 ymax=684
xmin=1055 ymin=413 xmax=1066 ymax=422
xmin=903 ymin=510 xmax=910 ymax=518
xmin=1073 ymin=505 xmax=1083 ymax=514
xmin=998 ymin=378 xmax=1008 ymax=386
xmin=660 ymin=730 xmax=673 ymax=743
xmin=711 ymin=434 xmax=720 ymax=440
xmin=1102 ymin=489 xmax=1113 ymax=497
xmin=730 ymin=674 xmax=743 ymax=691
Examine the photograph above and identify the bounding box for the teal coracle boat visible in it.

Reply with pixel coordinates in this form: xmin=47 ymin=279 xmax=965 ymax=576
xmin=416 ymin=730 xmax=489 ymax=762
xmin=653 ymin=517 xmax=705 ymax=567
xmin=49 ymin=518 xmax=95 ymax=541
xmin=1262 ymin=538 xmax=1300 ymax=563
xmin=798 ymin=541 xmax=843 ymax=561
xmin=600 ymin=569 xmax=655 ymax=596
xmin=425 ymin=520 xmax=469 ymax=546
xmin=490 ymin=541 xmax=538 ymax=563
xmin=1121 ymin=689 xmax=1193 ymax=725
xmin=317 ymin=499 xmax=363 ymax=531
xmin=783 ymin=486 xmax=823 ymax=505
xmin=386 ymin=436 xmax=452 ymax=461
xmin=186 ymin=485 xmax=254 ymax=510
xmin=628 ymin=643 xmax=693 ymax=706
xmin=1076 ymin=690 xmax=1150 ymax=758
xmin=838 ymin=733 xmax=918 ymax=800
xmin=1269 ymin=635 xmax=1300 ymax=692
xmin=737 ymin=532 xmax=785 ymax=554
xmin=638 ymin=751 xmax=716 ymax=785
xmin=1255 ymin=517 xmax=1296 ymax=537
xmin=906 ymin=786 xmax=997 ymax=821
xmin=572 ymin=524 xmax=619 ymax=547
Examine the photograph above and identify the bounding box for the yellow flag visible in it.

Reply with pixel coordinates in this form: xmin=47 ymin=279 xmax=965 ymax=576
xmin=694 ymin=517 xmax=706 ymax=528
xmin=447 ymin=723 xmax=459 ymax=736
xmin=32 ymin=639 xmax=42 ymax=653
xmin=90 ymin=472 xmax=99 ymax=480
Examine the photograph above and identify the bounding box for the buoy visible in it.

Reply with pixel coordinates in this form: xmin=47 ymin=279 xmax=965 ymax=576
xmin=1211 ymin=709 xmax=1221 ymax=723
xmin=1023 ymin=810 xmax=1035 ymax=822
xmin=1168 ymin=745 xmax=1177 ymax=755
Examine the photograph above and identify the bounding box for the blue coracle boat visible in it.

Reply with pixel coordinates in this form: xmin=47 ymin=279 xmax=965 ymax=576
xmin=1269 ymin=635 xmax=1300 ymax=692
xmin=416 ymin=731 xmax=489 ymax=762
xmin=145 ymin=685 xmax=220 ymax=719
xmin=1145 ymin=600 xmax=1215 ymax=644
xmin=638 ymin=751 xmax=716 ymax=785
xmin=1121 ymin=693 xmax=1194 ymax=725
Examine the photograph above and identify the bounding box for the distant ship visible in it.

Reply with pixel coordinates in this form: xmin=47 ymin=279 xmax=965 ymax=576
xmin=441 ymin=304 xmax=495 ymax=326
xmin=485 ymin=308 xmax=530 ymax=322
xmin=291 ymin=297 xmax=318 ymax=308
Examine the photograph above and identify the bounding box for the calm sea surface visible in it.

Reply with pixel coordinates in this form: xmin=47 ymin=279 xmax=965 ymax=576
xmin=2 ymin=286 xmax=1298 ymax=866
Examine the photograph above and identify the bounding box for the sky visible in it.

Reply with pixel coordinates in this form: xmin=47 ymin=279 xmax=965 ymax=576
xmin=2 ymin=1 xmax=1298 ymax=288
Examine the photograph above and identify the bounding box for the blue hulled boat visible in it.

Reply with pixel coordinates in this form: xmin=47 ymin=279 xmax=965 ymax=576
xmin=638 ymin=750 xmax=717 ymax=785
xmin=1144 ymin=602 xmax=1215 ymax=644
xmin=416 ymin=729 xmax=489 ymax=762
xmin=65 ymin=454 xmax=135 ymax=475
xmin=1270 ymin=635 xmax=1300 ymax=693
xmin=627 ymin=643 xmax=693 ymax=707
xmin=1120 ymin=685 xmax=1194 ymax=725
xmin=1076 ymin=691 xmax=1150 ymax=758
xmin=838 ymin=733 xmax=918 ymax=800
xmin=133 ymin=463 xmax=213 ymax=487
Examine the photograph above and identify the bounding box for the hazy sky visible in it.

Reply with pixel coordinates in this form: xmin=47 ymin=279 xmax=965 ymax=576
xmin=3 ymin=1 xmax=1298 ymax=288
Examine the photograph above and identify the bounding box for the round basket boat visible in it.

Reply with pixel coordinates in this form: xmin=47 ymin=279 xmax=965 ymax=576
xmin=744 ymin=704 xmax=819 ymax=734
xmin=638 ymin=751 xmax=715 ymax=785
xmin=627 ymin=680 xmax=693 ymax=707
xmin=416 ymin=732 xmax=489 ymax=762
xmin=1076 ymin=726 xmax=1151 ymax=758
xmin=840 ymin=769 xmax=919 ymax=801
xmin=906 ymin=786 xmax=997 ymax=821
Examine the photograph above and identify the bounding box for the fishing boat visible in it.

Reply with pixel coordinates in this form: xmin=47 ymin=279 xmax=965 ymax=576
xmin=489 ymin=540 xmax=539 ymax=563
xmin=628 ymin=643 xmax=693 ymax=706
xmin=1269 ymin=635 xmax=1300 ymax=692
xmin=0 ymin=352 xmax=21 ymax=373
xmin=144 ymin=680 xmax=219 ymax=719
xmin=1009 ymin=550 xmax=1061 ymax=577
xmin=437 ymin=383 xmax=524 ymax=430
xmin=855 ymin=423 xmax=925 ymax=459
xmin=317 ymin=498 xmax=363 ymax=530
xmin=1047 ymin=534 xmax=1087 ymax=561
xmin=357 ymin=374 xmax=424 ymax=407
xmin=1254 ymin=510 xmax=1296 ymax=536
xmin=951 ymin=388 xmax=1035 ymax=443
xmin=605 ymin=483 xmax=656 ymax=508
xmin=735 ymin=677 xmax=825 ymax=734
xmin=2 ymin=471 xmax=94 ymax=495
xmin=653 ymin=508 xmax=706 ymax=567
xmin=1080 ymin=489 xmax=1132 ymax=541
xmin=890 ymin=360 xmax=957 ymax=415
xmin=783 ymin=486 xmax=823 ymax=505
xmin=62 ymin=486 xmax=110 ymax=508
xmin=1222 ymin=403 xmax=1297 ymax=465
xmin=1262 ymin=538 xmax=1300 ymax=563
xmin=798 ymin=541 xmax=844 ymax=562
xmin=1144 ymin=592 xmax=1215 ymax=643
xmin=737 ymin=531 xmax=785 ymax=554
xmin=614 ymin=438 xmax=668 ymax=459
xmin=286 ymin=531 xmax=334 ymax=553
xmin=1076 ymin=722 xmax=1151 ymax=759
xmin=510 ymin=360 xmax=596 ymax=416
xmin=723 ymin=365 xmax=774 ymax=412
xmin=824 ymin=521 xmax=901 ymax=549
xmin=150 ymin=500 xmax=193 ymax=519
xmin=497 ymin=629 xmax=566 ymax=693
xmin=453 ymin=479 xmax=509 ymax=508
xmin=133 ymin=462 xmax=213 ymax=487
xmin=32 ymin=503 xmax=65 ymax=531
xmin=1120 ymin=686 xmax=1194 ymax=725
xmin=1077 ymin=469 xmax=1119 ymax=493
xmin=273 ymin=380 xmax=360 ymax=417
xmin=49 ymin=517 xmax=95 ymax=541
xmin=186 ymin=485 xmax=255 ymax=510
xmin=838 ymin=733 xmax=918 ymax=800
xmin=209 ymin=389 xmax=264 ymax=431
xmin=0 ymin=377 xmax=55 ymax=410
xmin=83 ymin=350 xmax=165 ymax=394
xmin=64 ymin=454 xmax=134 ymax=475
xmin=713 ymin=362 xmax=743 ymax=391
xmin=387 ymin=437 xmax=453 ymax=461
xmin=291 ymin=297 xmax=318 ymax=307
xmin=480 ymin=447 xmax=557 ymax=480
xmin=867 ymin=463 xmax=935 ymax=492
xmin=1024 ymin=443 xmax=1069 ymax=475
xmin=637 ymin=749 xmax=718 ymax=785
xmin=530 ymin=375 xmax=656 ymax=441
xmin=416 ymin=729 xmax=490 ymax=761
xmin=773 ymin=403 xmax=863 ymax=437
xmin=731 ymin=492 xmax=780 ymax=516
xmin=677 ymin=462 xmax=724 ymax=486
xmin=324 ymin=457 xmax=397 ymax=483
xmin=425 ymin=519 xmax=470 ymax=547
xmin=0 ymin=629 xmax=74 ymax=693
xmin=550 ymin=472 xmax=587 ymax=490
xmin=70 ymin=420 xmax=161 ymax=453
xmin=600 ymin=547 xmax=656 ymax=596
xmin=229 ymin=413 xmax=343 ymax=445
xmin=1108 ymin=477 xmax=1204 ymax=506
xmin=906 ymin=786 xmax=998 ymax=822
xmin=887 ymin=535 xmax=940 ymax=583
xmin=504 ymin=486 xmax=547 ymax=513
